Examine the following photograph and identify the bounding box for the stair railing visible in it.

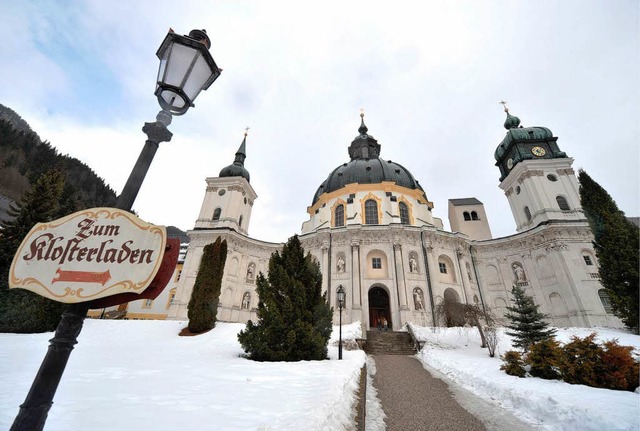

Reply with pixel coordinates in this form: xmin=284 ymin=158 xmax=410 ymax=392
xmin=404 ymin=322 xmax=425 ymax=353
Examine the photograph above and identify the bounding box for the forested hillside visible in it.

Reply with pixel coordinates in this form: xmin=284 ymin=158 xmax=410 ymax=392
xmin=0 ymin=104 xmax=117 ymax=219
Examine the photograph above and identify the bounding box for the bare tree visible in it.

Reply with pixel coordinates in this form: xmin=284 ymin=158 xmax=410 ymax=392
xmin=484 ymin=326 xmax=499 ymax=357
xmin=435 ymin=297 xmax=494 ymax=348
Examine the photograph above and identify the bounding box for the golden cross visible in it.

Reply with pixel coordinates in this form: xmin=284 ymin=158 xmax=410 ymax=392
xmin=360 ymin=108 xmax=365 ymax=118
xmin=244 ymin=126 xmax=250 ymax=136
xmin=499 ymin=100 xmax=509 ymax=113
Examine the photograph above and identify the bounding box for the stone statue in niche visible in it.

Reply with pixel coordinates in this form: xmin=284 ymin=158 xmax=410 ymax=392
xmin=409 ymin=256 xmax=418 ymax=273
xmin=512 ymin=263 xmax=526 ymax=282
xmin=246 ymin=263 xmax=256 ymax=280
xmin=241 ymin=292 xmax=251 ymax=309
xmin=413 ymin=288 xmax=424 ymax=311
xmin=337 ymin=255 xmax=345 ymax=273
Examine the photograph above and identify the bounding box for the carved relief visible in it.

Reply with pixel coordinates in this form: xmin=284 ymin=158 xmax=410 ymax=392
xmin=517 ymin=170 xmax=544 ymax=184
xmin=413 ymin=287 xmax=425 ymax=311
xmin=228 ymin=185 xmax=247 ymax=196
xmin=557 ymin=168 xmax=575 ymax=176
xmin=336 ymin=254 xmax=346 ymax=273
xmin=246 ymin=262 xmax=256 ymax=282
xmin=512 ymin=262 xmax=527 ymax=283
xmin=465 ymin=262 xmax=474 ymax=283
xmin=241 ymin=292 xmax=251 ymax=309
xmin=408 ymin=252 xmax=419 ymax=273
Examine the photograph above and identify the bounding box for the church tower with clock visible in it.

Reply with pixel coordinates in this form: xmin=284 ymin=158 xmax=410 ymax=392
xmin=494 ymin=106 xmax=585 ymax=232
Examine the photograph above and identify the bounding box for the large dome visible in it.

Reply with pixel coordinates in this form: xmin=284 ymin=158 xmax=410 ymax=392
xmin=312 ymin=158 xmax=424 ymax=205
xmin=311 ymin=115 xmax=425 ymax=205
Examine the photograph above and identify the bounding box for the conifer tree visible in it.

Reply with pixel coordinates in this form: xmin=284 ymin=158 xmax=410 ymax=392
xmin=0 ymin=169 xmax=67 ymax=333
xmin=578 ymin=170 xmax=639 ymax=333
xmin=505 ymin=284 xmax=556 ymax=353
xmin=187 ymin=237 xmax=228 ymax=334
xmin=238 ymin=235 xmax=332 ymax=361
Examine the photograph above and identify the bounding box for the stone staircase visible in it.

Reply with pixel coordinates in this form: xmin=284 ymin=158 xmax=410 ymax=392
xmin=364 ymin=330 xmax=417 ymax=355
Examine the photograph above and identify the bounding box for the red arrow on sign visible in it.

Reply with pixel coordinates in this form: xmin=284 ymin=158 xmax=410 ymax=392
xmin=52 ymin=269 xmax=112 ymax=286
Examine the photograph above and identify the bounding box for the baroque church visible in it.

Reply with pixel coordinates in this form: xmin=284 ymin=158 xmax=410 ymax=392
xmin=166 ymin=109 xmax=621 ymax=330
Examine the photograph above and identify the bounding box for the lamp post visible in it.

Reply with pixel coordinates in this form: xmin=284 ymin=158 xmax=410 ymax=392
xmin=11 ymin=28 xmax=221 ymax=431
xmin=337 ymin=285 xmax=345 ymax=360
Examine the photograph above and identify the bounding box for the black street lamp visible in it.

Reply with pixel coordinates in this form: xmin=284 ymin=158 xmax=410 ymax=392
xmin=337 ymin=285 xmax=345 ymax=360
xmin=10 ymin=28 xmax=221 ymax=431
xmin=117 ymin=28 xmax=221 ymax=210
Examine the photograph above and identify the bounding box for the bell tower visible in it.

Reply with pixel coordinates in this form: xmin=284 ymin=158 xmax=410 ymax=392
xmin=194 ymin=130 xmax=257 ymax=235
xmin=494 ymin=104 xmax=585 ymax=232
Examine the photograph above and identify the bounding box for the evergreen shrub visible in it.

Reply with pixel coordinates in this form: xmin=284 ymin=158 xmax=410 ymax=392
xmin=526 ymin=338 xmax=562 ymax=380
xmin=558 ymin=333 xmax=639 ymax=392
xmin=600 ymin=340 xmax=639 ymax=391
xmin=504 ymin=284 xmax=556 ymax=353
xmin=238 ymin=235 xmax=332 ymax=362
xmin=187 ymin=237 xmax=227 ymax=334
xmin=500 ymin=350 xmax=526 ymax=377
xmin=558 ymin=332 xmax=603 ymax=387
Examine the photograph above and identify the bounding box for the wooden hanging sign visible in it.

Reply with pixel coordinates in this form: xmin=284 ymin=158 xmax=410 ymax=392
xmin=9 ymin=207 xmax=167 ymax=303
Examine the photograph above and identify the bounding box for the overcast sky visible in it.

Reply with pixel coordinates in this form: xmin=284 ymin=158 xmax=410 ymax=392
xmin=1 ymin=1 xmax=638 ymax=243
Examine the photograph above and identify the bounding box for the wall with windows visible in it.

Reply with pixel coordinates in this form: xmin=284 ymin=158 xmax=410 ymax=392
xmin=194 ymin=176 xmax=257 ymax=236
xmin=499 ymin=158 xmax=584 ymax=232
xmin=301 ymin=182 xmax=443 ymax=233
xmin=472 ymin=221 xmax=621 ymax=328
xmin=448 ymin=199 xmax=493 ymax=240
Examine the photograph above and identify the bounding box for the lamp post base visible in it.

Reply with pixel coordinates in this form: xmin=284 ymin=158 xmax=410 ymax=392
xmin=10 ymin=303 xmax=89 ymax=431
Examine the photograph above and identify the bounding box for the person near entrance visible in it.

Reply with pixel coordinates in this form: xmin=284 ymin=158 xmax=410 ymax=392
xmin=382 ymin=316 xmax=388 ymax=331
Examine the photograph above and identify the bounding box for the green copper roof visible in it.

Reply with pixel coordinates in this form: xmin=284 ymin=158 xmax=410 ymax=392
xmin=494 ymin=110 xmax=554 ymax=161
xmin=312 ymin=115 xmax=425 ymax=205
xmin=504 ymin=112 xmax=521 ymax=129
xmin=219 ymin=134 xmax=250 ymax=182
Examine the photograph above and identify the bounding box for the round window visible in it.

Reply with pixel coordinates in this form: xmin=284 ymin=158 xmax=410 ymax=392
xmin=547 ymin=174 xmax=558 ymax=182
xmin=218 ymin=189 xmax=226 ymax=196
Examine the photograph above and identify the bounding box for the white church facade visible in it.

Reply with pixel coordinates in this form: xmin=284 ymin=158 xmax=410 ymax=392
xmin=166 ymin=110 xmax=621 ymax=331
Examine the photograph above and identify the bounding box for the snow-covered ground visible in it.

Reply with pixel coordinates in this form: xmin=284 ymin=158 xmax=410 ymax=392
xmin=0 ymin=320 xmax=365 ymax=431
xmin=410 ymin=323 xmax=640 ymax=431
xmin=1 ymin=320 xmax=639 ymax=430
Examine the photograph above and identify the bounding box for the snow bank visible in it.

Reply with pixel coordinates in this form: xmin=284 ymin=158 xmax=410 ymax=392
xmin=1 ymin=320 xmax=365 ymax=431
xmin=409 ymin=324 xmax=640 ymax=431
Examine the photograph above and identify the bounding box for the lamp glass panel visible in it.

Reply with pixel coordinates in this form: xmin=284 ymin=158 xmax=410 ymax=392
xmin=164 ymin=44 xmax=198 ymax=88
xmin=156 ymin=56 xmax=168 ymax=89
xmin=183 ymin=52 xmax=213 ymax=100
xmin=159 ymin=89 xmax=186 ymax=109
xmin=337 ymin=288 xmax=345 ymax=304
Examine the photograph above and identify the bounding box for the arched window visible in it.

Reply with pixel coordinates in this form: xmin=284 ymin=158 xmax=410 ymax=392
xmin=524 ymin=206 xmax=532 ymax=222
xmin=471 ymin=211 xmax=479 ymax=220
xmin=365 ymin=199 xmax=379 ymax=225
xmin=439 ymin=262 xmax=447 ymax=274
xmin=399 ymin=201 xmax=410 ymax=224
xmin=463 ymin=211 xmax=471 ymax=221
xmin=582 ymin=252 xmax=594 ymax=266
xmin=556 ymin=196 xmax=571 ymax=211
xmin=443 ymin=288 xmax=460 ymax=303
xmin=598 ymin=289 xmax=613 ymax=314
xmin=238 ymin=215 xmax=243 ymax=228
xmin=213 ymin=207 xmax=221 ymax=221
xmin=334 ymin=204 xmax=345 ymax=227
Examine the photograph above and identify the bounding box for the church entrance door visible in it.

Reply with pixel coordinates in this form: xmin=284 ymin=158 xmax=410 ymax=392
xmin=369 ymin=286 xmax=392 ymax=330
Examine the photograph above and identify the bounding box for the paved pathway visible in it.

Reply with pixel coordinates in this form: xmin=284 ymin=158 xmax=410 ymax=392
xmin=371 ymin=355 xmax=486 ymax=431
